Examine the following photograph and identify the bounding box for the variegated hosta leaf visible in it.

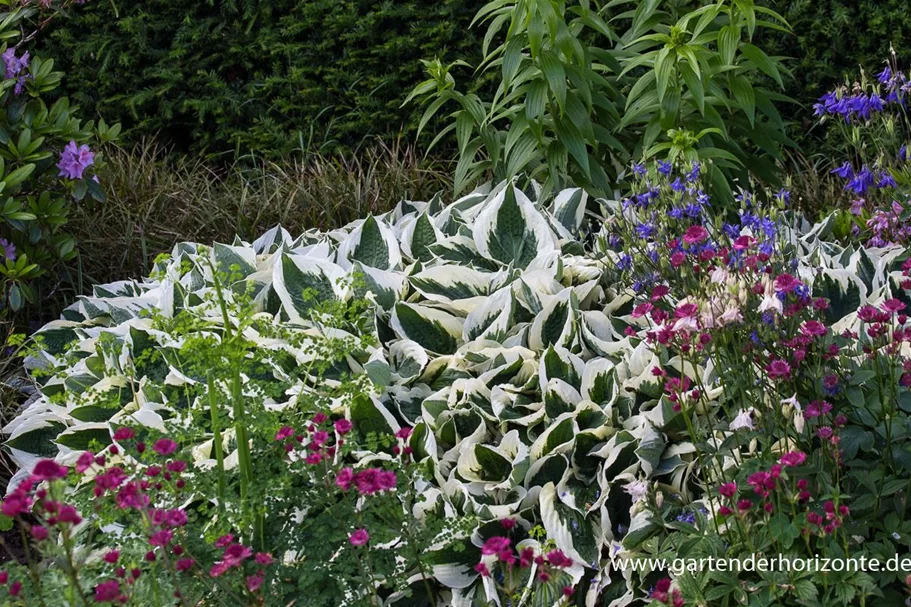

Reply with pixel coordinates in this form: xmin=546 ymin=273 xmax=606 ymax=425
xmin=473 ymin=185 xmax=557 ymax=269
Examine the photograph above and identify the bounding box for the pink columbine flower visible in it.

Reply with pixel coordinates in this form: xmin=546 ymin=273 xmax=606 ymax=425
xmin=349 ymin=529 xmax=370 ymax=546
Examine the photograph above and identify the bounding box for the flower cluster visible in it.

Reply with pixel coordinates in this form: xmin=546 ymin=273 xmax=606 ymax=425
xmin=474 ymin=534 xmax=574 ymax=598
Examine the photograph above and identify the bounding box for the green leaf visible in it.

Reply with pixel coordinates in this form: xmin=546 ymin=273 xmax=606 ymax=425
xmin=539 ymin=50 xmax=567 ymax=110
xmin=740 ymin=43 xmax=783 ymax=87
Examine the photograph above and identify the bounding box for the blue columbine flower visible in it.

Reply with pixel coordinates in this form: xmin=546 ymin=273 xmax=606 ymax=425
xmin=670 ymin=177 xmax=685 ymax=192
xmin=776 ymin=189 xmax=790 ymax=206
xmin=722 ymin=223 xmax=740 ymax=239
xmin=830 ymin=162 xmax=853 ymax=179
xmin=618 ymin=254 xmax=632 ymax=271
xmin=632 ymin=162 xmax=647 ymax=177
xmin=876 ymin=170 xmax=897 ymax=188
xmin=900 ymin=144 xmax=908 ymax=163
xmin=636 ymin=222 xmax=656 ymax=239
xmin=686 ymin=161 xmax=701 ymax=182
xmin=879 ymin=66 xmax=893 ymax=84
xmin=845 ymin=165 xmax=874 ymax=194
xmin=657 ymin=160 xmax=673 ymax=176
xmin=668 ymin=207 xmax=684 ymax=220
xmin=676 ymin=511 xmax=697 ymax=525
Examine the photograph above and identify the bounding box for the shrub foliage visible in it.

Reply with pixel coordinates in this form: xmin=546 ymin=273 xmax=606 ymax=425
xmin=38 ymin=0 xmax=487 ymax=158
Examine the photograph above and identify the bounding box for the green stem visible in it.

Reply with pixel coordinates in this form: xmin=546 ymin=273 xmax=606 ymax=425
xmin=207 ymin=369 xmax=228 ymax=519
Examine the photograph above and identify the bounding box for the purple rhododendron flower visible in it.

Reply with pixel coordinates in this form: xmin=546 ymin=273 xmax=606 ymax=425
xmin=0 ymin=238 xmax=15 ymax=262
xmin=57 ymin=141 xmax=95 ymax=180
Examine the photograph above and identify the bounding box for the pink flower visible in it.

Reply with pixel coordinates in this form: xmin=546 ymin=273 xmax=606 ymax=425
xmin=246 ymin=573 xmax=265 ymax=593
xmin=546 ymin=550 xmax=573 ymax=568
xmin=94 ymin=580 xmax=120 ymax=603
xmin=254 ymin=553 xmax=274 ymax=566
xmin=30 ymin=525 xmax=48 ymax=541
xmin=500 ymin=518 xmax=517 ymax=530
xmin=336 ymin=467 xmax=354 ymax=490
xmin=883 ymin=298 xmax=906 ymax=313
xmin=670 ymin=251 xmax=686 ymax=267
xmin=152 ymin=439 xmax=178 ymax=456
xmin=0 ymin=571 xmax=7 ymax=584
xmin=481 ymin=536 xmax=511 ymax=556
xmin=737 ymin=499 xmax=753 ymax=512
xmin=214 ymin=534 xmax=234 ymax=548
xmin=767 ymin=359 xmax=791 ymax=380
xmin=334 ymin=419 xmax=352 ymax=435
xmin=103 ymin=550 xmax=120 ymax=564
xmin=311 ymin=430 xmax=329 ymax=447
xmin=800 ymin=320 xmax=827 ymax=337
xmin=805 ymin=400 xmax=832 ymax=418
xmin=683 ymin=225 xmax=709 ymax=245
xmin=1 ymin=494 xmax=31 ymax=517
xmin=395 ymin=427 xmax=413 ymax=440
xmin=8 ymin=580 xmax=20 ymax=597
xmin=209 ymin=562 xmax=231 ymax=577
xmin=718 ymin=482 xmax=737 ymax=498
xmin=275 ymin=426 xmax=294 ymax=441
xmin=112 ymin=427 xmax=135 ymax=441
xmin=32 ymin=459 xmax=68 ymax=481
xmin=56 ymin=504 xmax=82 ymax=525
xmin=349 ymin=529 xmax=370 ymax=546
xmin=149 ymin=530 xmax=173 ymax=547
xmin=733 ymin=235 xmax=755 ymax=250
xmin=166 ymin=460 xmax=187 ymax=473
xmin=312 ymin=412 xmax=328 ymax=425
xmin=780 ymin=451 xmax=807 ymax=467
xmin=223 ymin=543 xmax=253 ymax=566
xmin=76 ymin=451 xmax=95 ymax=474
xmin=774 ymin=273 xmax=802 ymax=293
xmin=176 ymin=558 xmax=194 ymax=572
xmin=475 ymin=562 xmax=490 ymax=577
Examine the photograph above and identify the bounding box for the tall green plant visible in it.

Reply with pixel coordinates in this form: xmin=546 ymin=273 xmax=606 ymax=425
xmin=617 ymin=0 xmax=795 ymax=196
xmin=409 ymin=0 xmax=795 ymax=198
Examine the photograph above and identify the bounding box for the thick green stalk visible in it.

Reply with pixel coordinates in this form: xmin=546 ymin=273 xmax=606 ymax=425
xmin=207 ymin=370 xmax=227 ymax=518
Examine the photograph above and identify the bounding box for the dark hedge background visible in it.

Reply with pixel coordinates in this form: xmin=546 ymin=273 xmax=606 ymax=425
xmin=37 ymin=0 xmax=911 ymax=158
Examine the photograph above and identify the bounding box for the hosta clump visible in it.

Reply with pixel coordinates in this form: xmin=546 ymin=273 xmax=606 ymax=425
xmin=6 ymin=162 xmax=905 ymax=605
xmin=607 ymin=161 xmax=911 ymax=605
